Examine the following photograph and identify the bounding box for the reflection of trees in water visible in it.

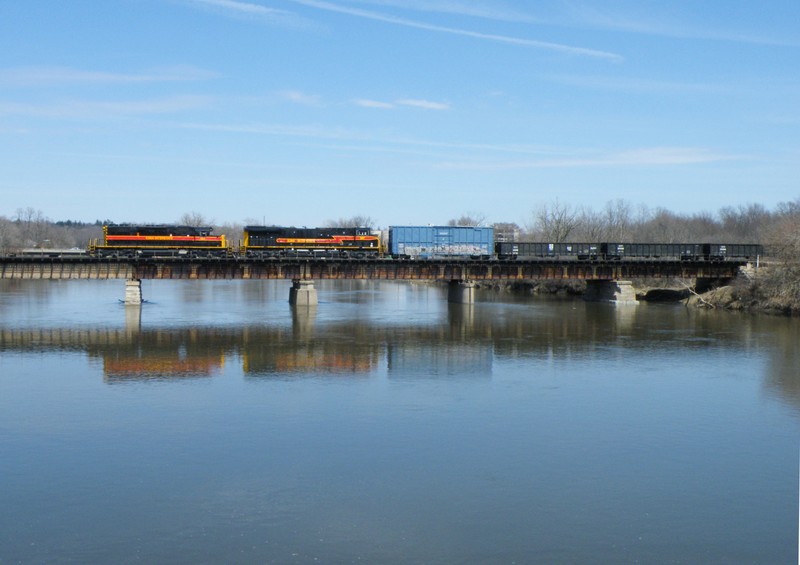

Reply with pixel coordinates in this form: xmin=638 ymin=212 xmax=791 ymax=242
xmin=0 ymin=306 xmax=798 ymax=409
xmin=762 ymin=319 xmax=800 ymax=411
xmin=387 ymin=341 xmax=492 ymax=379
xmin=0 ymin=280 xmax=66 ymax=313
xmin=242 ymin=322 xmax=382 ymax=376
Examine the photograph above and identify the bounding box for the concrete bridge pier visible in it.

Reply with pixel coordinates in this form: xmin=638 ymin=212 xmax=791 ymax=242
xmin=448 ymin=280 xmax=476 ymax=304
xmin=585 ymin=280 xmax=638 ymax=304
xmin=124 ymin=279 xmax=143 ymax=305
xmin=125 ymin=302 xmax=142 ymax=334
xmin=289 ymin=279 xmax=318 ymax=307
xmin=448 ymin=301 xmax=475 ymax=330
xmin=292 ymin=304 xmax=317 ymax=338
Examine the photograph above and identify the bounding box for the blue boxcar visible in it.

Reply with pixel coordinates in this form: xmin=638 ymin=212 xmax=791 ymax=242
xmin=389 ymin=226 xmax=494 ymax=258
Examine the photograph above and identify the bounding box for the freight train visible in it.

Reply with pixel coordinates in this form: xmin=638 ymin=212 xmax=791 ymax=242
xmin=52 ymin=223 xmax=764 ymax=262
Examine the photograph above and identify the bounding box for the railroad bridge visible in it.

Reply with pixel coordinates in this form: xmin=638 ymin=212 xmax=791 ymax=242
xmin=0 ymin=256 xmax=749 ymax=305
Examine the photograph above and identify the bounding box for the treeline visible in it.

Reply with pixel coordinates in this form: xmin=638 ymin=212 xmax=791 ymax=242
xmin=492 ymin=199 xmax=799 ymax=246
xmin=0 ymin=208 xmax=107 ymax=251
xmin=1 ymin=200 xmax=798 ymax=253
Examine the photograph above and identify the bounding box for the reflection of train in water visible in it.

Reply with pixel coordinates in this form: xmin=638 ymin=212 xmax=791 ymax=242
xmin=58 ymin=223 xmax=765 ymax=262
xmin=103 ymin=355 xmax=224 ymax=380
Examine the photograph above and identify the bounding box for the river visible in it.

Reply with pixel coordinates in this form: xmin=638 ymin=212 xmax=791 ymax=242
xmin=0 ymin=279 xmax=797 ymax=563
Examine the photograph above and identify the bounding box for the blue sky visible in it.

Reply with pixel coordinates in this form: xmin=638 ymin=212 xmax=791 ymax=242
xmin=1 ymin=0 xmax=798 ymax=227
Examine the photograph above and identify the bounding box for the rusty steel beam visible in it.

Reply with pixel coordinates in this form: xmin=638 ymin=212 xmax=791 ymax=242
xmin=0 ymin=256 xmax=746 ymax=281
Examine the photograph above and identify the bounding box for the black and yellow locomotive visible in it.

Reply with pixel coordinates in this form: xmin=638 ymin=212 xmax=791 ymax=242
xmin=91 ymin=224 xmax=229 ymax=258
xmin=242 ymin=226 xmax=381 ymax=258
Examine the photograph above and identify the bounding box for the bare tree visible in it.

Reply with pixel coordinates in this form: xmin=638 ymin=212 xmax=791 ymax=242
xmin=179 ymin=211 xmax=212 ymax=227
xmin=686 ymin=211 xmax=721 ymax=241
xmin=448 ymin=212 xmax=488 ymax=227
xmin=776 ymin=198 xmax=800 ymax=217
xmin=633 ymin=208 xmax=692 ymax=242
xmin=0 ymin=216 xmax=20 ymax=251
xmin=528 ymin=200 xmax=579 ymax=242
xmin=719 ymin=203 xmax=772 ymax=242
xmin=604 ymin=199 xmax=633 ymax=241
xmin=325 ymin=215 xmax=375 ymax=228
xmin=763 ymin=198 xmax=800 ymax=259
xmin=492 ymin=222 xmax=521 ymax=242
xmin=575 ymin=206 xmax=606 ymax=241
xmin=243 ymin=217 xmax=267 ymax=227
xmin=51 ymin=224 xmax=77 ymax=248
xmin=217 ymin=221 xmax=245 ymax=242
xmin=757 ymin=201 xmax=800 ymax=310
xmin=14 ymin=207 xmax=50 ymax=247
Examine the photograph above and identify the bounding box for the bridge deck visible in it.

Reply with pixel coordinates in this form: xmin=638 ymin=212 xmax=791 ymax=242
xmin=0 ymin=256 xmax=748 ymax=281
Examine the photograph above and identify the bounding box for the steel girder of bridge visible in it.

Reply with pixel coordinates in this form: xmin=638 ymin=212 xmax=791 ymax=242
xmin=0 ymin=257 xmax=746 ymax=281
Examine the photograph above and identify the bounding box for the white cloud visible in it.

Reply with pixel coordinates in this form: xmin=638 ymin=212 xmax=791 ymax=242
xmin=0 ymin=96 xmax=212 ymax=118
xmin=543 ymin=74 xmax=721 ymax=94
xmin=362 ymin=1 xmax=800 ymax=48
xmin=353 ymin=99 xmax=395 ymax=109
xmin=437 ymin=147 xmax=744 ymax=170
xmin=191 ymin=0 xmax=286 ymax=15
xmin=173 ymin=123 xmax=745 ymax=171
xmin=183 ymin=0 xmax=316 ymax=28
xmin=349 ymin=0 xmax=540 ymax=23
xmin=187 ymin=0 xmax=293 ymax=20
xmin=180 ymin=121 xmax=574 ymax=156
xmin=353 ymin=98 xmax=449 ymax=110
xmin=609 ymin=147 xmax=740 ymax=165
xmin=0 ymin=66 xmax=218 ymax=87
xmin=181 ymin=121 xmax=367 ymax=141
xmin=278 ymin=90 xmax=323 ymax=106
xmin=565 ymin=3 xmax=800 ymax=47
xmin=285 ymin=0 xmax=622 ymax=61
xmin=396 ymin=99 xmax=450 ymax=110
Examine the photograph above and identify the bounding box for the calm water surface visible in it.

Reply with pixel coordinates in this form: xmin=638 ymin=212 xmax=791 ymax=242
xmin=0 ymin=279 xmax=797 ymax=564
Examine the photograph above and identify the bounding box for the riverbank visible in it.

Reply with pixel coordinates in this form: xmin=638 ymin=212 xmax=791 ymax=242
xmin=476 ymin=265 xmax=800 ymax=316
xmin=479 ymin=278 xmax=695 ymax=303
xmin=685 ymin=266 xmax=800 ymax=316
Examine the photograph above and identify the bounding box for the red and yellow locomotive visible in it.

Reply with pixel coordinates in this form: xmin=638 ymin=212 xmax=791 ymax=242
xmin=91 ymin=224 xmax=229 ymax=258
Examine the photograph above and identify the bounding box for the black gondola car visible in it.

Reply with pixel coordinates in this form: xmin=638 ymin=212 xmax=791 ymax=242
xmin=495 ymin=242 xmax=599 ymax=260
xmin=703 ymin=244 xmax=764 ymax=261
xmin=601 ymin=243 xmax=704 ymax=261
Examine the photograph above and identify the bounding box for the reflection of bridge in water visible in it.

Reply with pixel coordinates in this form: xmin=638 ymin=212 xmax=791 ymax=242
xmin=0 ymin=256 xmax=750 ymax=304
xmin=1 ymin=304 xmax=796 ymax=409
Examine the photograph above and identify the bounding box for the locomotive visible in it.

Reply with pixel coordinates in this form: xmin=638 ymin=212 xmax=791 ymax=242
xmin=90 ymin=224 xmax=228 ymax=258
xmin=82 ymin=223 xmax=763 ymax=262
xmin=242 ymin=226 xmax=380 ymax=258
